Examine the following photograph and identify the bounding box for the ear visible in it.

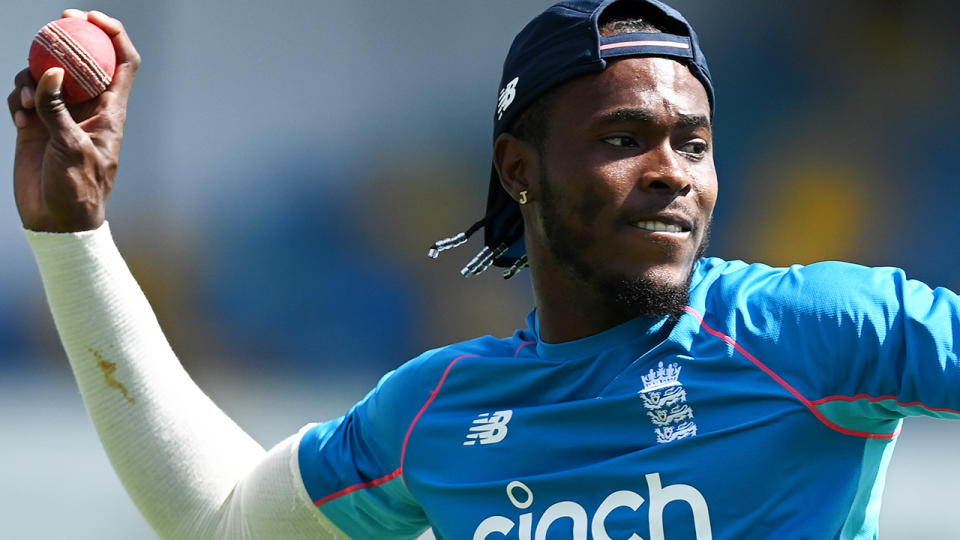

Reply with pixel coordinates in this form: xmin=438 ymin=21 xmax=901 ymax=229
xmin=493 ymin=133 xmax=539 ymax=204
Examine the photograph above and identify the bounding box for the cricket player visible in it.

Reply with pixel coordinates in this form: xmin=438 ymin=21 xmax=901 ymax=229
xmin=9 ymin=1 xmax=960 ymax=539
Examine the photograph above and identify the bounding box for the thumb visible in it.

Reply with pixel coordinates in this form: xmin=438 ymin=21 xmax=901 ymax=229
xmin=34 ymin=68 xmax=82 ymax=139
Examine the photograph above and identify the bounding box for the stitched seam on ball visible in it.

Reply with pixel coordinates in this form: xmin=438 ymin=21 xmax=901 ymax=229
xmin=35 ymin=28 xmax=101 ymax=97
xmin=46 ymin=23 xmax=111 ymax=92
xmin=49 ymin=23 xmax=112 ymax=84
xmin=47 ymin=23 xmax=111 ymax=90
xmin=43 ymin=23 xmax=111 ymax=95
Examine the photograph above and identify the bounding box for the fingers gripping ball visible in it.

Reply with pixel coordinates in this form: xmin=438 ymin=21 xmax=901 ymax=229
xmin=29 ymin=18 xmax=116 ymax=104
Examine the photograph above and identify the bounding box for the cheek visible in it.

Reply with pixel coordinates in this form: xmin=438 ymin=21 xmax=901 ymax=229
xmin=696 ymin=169 xmax=719 ymax=212
xmin=576 ymin=184 xmax=606 ymax=226
xmin=542 ymin=146 xmax=631 ymax=228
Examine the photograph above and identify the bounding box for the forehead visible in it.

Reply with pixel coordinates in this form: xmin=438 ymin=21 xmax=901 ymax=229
xmin=550 ymin=57 xmax=711 ymax=126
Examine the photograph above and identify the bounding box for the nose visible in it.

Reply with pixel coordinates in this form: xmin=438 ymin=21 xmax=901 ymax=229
xmin=638 ymin=141 xmax=691 ymax=196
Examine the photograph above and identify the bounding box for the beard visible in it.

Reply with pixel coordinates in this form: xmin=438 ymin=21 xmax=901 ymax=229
xmin=539 ymin=167 xmax=711 ymax=322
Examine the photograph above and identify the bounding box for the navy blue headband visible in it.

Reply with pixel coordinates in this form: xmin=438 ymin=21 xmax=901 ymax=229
xmin=492 ymin=0 xmax=713 ymax=145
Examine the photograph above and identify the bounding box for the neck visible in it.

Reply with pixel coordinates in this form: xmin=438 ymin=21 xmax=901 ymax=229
xmin=529 ymin=255 xmax=639 ymax=344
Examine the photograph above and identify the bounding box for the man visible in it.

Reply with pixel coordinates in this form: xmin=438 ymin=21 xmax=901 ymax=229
xmin=8 ymin=1 xmax=960 ymax=539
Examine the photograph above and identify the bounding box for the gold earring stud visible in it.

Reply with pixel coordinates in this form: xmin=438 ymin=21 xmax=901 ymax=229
xmin=519 ymin=190 xmax=528 ymax=205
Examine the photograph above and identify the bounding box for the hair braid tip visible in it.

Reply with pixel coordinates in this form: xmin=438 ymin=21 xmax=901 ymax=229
xmin=427 ymin=232 xmax=468 ymax=259
xmin=502 ymin=255 xmax=529 ymax=279
xmin=460 ymin=246 xmax=493 ymax=277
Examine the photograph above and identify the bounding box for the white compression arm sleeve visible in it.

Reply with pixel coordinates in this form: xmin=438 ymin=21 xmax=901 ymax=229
xmin=26 ymin=222 xmax=349 ymax=539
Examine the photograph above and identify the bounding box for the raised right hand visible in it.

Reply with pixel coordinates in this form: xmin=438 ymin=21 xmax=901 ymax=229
xmin=8 ymin=9 xmax=140 ymax=233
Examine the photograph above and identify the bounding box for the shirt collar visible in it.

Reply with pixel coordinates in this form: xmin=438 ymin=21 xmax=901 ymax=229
xmin=525 ymin=308 xmax=671 ymax=360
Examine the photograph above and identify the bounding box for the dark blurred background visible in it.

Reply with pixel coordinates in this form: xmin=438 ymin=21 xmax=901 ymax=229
xmin=2 ymin=1 xmax=958 ymax=538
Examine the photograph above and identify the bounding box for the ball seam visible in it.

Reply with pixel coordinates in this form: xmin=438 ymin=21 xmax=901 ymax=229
xmin=46 ymin=22 xmax=112 ymax=91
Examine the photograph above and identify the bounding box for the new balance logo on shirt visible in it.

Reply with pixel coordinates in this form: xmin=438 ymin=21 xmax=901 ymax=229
xmin=465 ymin=410 xmax=513 ymax=445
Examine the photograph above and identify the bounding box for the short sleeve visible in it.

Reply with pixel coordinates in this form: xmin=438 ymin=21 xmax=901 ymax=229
xmin=730 ymin=262 xmax=960 ymax=435
xmin=296 ymin=350 xmax=448 ymax=539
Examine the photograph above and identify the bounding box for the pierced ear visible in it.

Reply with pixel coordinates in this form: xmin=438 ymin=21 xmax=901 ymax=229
xmin=493 ymin=133 xmax=538 ymax=204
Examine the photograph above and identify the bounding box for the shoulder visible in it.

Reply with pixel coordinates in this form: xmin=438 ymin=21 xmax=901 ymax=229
xmin=310 ymin=333 xmax=526 ymax=466
xmin=685 ymin=257 xmax=934 ymax=355
xmin=364 ymin=332 xmax=527 ymax=420
xmin=390 ymin=333 xmax=526 ymax=386
xmin=693 ymin=256 xmax=896 ymax=290
xmin=691 ymin=257 xmax=911 ymax=317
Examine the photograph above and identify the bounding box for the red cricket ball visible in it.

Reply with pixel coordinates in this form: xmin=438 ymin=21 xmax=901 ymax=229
xmin=29 ymin=18 xmax=117 ymax=104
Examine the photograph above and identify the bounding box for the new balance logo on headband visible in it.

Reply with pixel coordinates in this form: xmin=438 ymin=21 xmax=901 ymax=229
xmin=497 ymin=77 xmax=520 ymax=120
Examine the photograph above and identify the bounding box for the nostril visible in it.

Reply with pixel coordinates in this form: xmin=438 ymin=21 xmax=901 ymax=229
xmin=649 ymin=180 xmax=671 ymax=190
xmin=645 ymin=179 xmax=691 ymax=196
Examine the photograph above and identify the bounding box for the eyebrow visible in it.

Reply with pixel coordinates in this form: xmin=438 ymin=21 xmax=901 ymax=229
xmin=595 ymin=108 xmax=711 ymax=130
xmin=676 ymin=113 xmax=711 ymax=130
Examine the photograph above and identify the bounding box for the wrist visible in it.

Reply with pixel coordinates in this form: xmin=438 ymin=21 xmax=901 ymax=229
xmin=21 ymin=210 xmax=106 ymax=233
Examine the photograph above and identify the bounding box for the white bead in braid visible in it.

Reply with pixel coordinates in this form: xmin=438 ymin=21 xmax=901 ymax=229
xmin=427 ymin=232 xmax=468 ymax=258
xmin=461 ymin=243 xmax=509 ymax=277
xmin=502 ymin=254 xmax=529 ymax=279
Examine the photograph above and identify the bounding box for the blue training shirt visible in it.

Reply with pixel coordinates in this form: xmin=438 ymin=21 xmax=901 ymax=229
xmin=297 ymin=258 xmax=960 ymax=539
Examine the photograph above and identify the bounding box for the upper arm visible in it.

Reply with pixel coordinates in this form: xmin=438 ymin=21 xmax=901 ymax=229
xmin=188 ymin=366 xmax=438 ymax=540
xmin=296 ymin=352 xmax=450 ymax=539
xmin=209 ymin=430 xmax=353 ymax=539
xmin=742 ymin=263 xmax=960 ymax=424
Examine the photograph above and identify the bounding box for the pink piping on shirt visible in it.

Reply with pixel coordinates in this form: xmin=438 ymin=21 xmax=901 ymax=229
xmin=400 ymin=354 xmax=475 ymax=470
xmin=809 ymin=393 xmax=960 ymax=415
xmin=313 ymin=468 xmax=401 ymax=507
xmin=514 ymin=341 xmax=537 ymax=357
xmin=314 ymin=354 xmax=474 ymax=507
xmin=684 ymin=306 xmax=901 ymax=440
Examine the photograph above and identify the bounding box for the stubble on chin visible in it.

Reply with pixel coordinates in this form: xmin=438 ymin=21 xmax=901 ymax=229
xmin=539 ymin=171 xmax=712 ymax=322
xmin=603 ymin=223 xmax=711 ymax=322
xmin=596 ymin=269 xmax=694 ymax=323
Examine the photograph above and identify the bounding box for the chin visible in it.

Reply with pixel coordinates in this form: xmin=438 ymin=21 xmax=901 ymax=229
xmin=595 ymin=261 xmax=696 ymax=322
xmin=624 ymin=257 xmax=697 ymax=287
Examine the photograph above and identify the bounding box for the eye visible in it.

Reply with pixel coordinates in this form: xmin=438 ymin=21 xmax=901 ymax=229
xmin=678 ymin=140 xmax=709 ymax=157
xmin=602 ymin=135 xmax=638 ymax=147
